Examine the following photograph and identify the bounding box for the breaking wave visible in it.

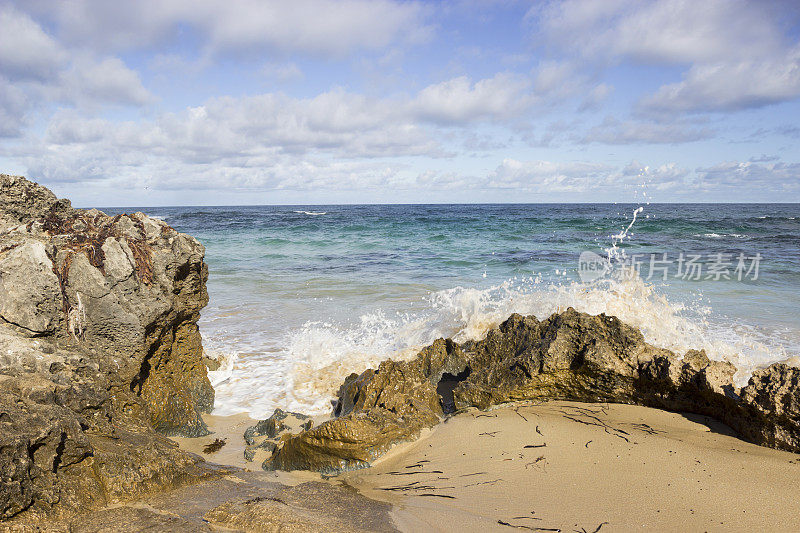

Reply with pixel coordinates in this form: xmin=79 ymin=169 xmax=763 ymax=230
xmin=209 ymin=271 xmax=796 ymax=418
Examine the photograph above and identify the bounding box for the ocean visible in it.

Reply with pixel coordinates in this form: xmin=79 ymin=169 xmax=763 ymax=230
xmin=106 ymin=203 xmax=800 ymax=418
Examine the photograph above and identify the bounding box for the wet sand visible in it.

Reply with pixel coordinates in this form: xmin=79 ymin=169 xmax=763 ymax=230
xmin=173 ymin=402 xmax=800 ymax=532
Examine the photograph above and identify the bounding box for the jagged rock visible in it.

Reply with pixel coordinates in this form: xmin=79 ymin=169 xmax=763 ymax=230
xmin=263 ymin=339 xmax=464 ymax=473
xmin=0 ymin=175 xmax=218 ymax=524
xmin=739 ymin=364 xmax=800 ymax=450
xmin=0 ymin=174 xmax=213 ymax=437
xmin=265 ymin=309 xmax=800 ymax=473
xmin=243 ymin=409 xmax=311 ymax=464
xmin=244 ymin=411 xmax=288 ymax=444
xmin=0 ymin=174 xmax=70 ymax=231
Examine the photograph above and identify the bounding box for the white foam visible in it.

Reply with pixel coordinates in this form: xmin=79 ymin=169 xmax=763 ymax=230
xmin=207 ymin=270 xmax=797 ymax=418
xmin=694 ymin=233 xmax=747 ymax=239
xmin=294 ymin=210 xmax=327 ymax=216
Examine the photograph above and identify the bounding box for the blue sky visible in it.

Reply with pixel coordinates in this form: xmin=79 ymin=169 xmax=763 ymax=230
xmin=1 ymin=0 xmax=799 ymax=205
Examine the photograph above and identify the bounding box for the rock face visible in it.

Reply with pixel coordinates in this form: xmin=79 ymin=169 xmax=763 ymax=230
xmin=67 ymin=471 xmax=398 ymax=533
xmin=264 ymin=310 xmax=800 ymax=473
xmin=0 ymin=175 xmax=216 ymax=523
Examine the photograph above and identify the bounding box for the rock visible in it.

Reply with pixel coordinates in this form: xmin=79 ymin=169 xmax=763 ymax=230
xmin=69 ymin=506 xmax=211 ymax=533
xmin=0 ymin=174 xmax=213 ymax=437
xmin=66 ymin=471 xmax=397 ymax=533
xmin=0 ymin=175 xmax=218 ymax=525
xmin=266 ymin=309 xmax=800 ymax=473
xmin=243 ymin=409 xmax=311 ymax=464
xmin=203 ymin=481 xmax=397 ymax=533
xmin=0 ymin=174 xmax=70 ymax=231
xmin=0 ymin=241 xmax=62 ymax=335
xmin=739 ymin=364 xmax=800 ymax=451
xmin=244 ymin=412 xmax=287 ymax=444
xmin=0 ymin=385 xmax=92 ymax=520
xmin=264 ymin=339 xmax=462 ymax=473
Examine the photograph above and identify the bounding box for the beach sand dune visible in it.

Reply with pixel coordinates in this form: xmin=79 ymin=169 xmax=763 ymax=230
xmin=343 ymin=401 xmax=800 ymax=532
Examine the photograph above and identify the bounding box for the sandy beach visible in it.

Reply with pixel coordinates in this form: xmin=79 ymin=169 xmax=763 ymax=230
xmin=346 ymin=401 xmax=800 ymax=532
xmin=173 ymin=401 xmax=800 ymax=532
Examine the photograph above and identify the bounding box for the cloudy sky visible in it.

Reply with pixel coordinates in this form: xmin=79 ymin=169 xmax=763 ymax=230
xmin=1 ymin=0 xmax=799 ymax=205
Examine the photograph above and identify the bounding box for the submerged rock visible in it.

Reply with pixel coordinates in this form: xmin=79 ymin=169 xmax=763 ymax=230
xmin=265 ymin=309 xmax=800 ymax=473
xmin=0 ymin=175 xmax=217 ymax=524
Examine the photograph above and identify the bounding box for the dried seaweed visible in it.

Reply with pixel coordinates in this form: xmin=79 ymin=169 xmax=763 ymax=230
xmin=42 ymin=207 xmax=156 ymax=286
xmin=0 ymin=243 xmax=20 ymax=254
xmin=498 ymin=520 xmax=560 ymax=531
xmin=385 ymin=470 xmax=444 ymax=475
xmin=574 ymin=522 xmax=609 ymax=533
xmin=244 ymin=495 xmax=286 ymax=505
xmin=378 ymin=481 xmax=454 ymax=492
xmin=203 ymin=438 xmax=227 ymax=453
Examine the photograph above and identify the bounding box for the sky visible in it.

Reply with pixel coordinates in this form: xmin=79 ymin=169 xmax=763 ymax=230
xmin=1 ymin=0 xmax=799 ymax=206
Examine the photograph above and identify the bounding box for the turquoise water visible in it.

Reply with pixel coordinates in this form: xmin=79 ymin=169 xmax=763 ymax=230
xmin=113 ymin=203 xmax=800 ymax=417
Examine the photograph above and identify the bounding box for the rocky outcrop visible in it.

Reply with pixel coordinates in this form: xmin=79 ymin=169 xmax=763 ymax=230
xmin=263 ymin=309 xmax=800 ymax=473
xmin=67 ymin=471 xmax=398 ymax=533
xmin=0 ymin=175 xmax=217 ymax=523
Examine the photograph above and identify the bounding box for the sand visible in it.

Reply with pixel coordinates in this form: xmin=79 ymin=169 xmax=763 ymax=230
xmin=173 ymin=402 xmax=800 ymax=532
xmin=343 ymin=401 xmax=800 ymax=532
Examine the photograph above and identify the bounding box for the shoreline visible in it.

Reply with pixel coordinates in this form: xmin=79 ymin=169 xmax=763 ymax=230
xmin=175 ymin=400 xmax=800 ymax=532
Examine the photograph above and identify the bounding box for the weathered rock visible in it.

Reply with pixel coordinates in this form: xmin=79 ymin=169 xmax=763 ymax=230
xmin=266 ymin=309 xmax=800 ymax=473
xmin=739 ymin=363 xmax=800 ymax=451
xmin=0 ymin=175 xmax=218 ymax=524
xmin=70 ymin=506 xmax=211 ymax=533
xmin=0 ymin=241 xmax=62 ymax=335
xmin=0 ymin=174 xmax=70 ymax=231
xmin=243 ymin=409 xmax=311 ymax=464
xmin=262 ymin=340 xmax=462 ymax=473
xmin=66 ymin=471 xmax=398 ymax=533
xmin=203 ymin=481 xmax=397 ymax=533
xmin=0 ymin=174 xmax=213 ymax=437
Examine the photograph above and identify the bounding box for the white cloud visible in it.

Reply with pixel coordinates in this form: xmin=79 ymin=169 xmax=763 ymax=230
xmin=21 ymin=0 xmax=432 ymax=57
xmin=14 ymin=87 xmax=444 ymax=186
xmin=616 ymin=161 xmax=689 ymax=192
xmin=25 ymin=69 xmax=561 ymax=183
xmin=0 ymin=80 xmax=29 ymax=137
xmin=642 ymin=46 xmax=800 ymax=112
xmin=58 ymin=56 xmax=155 ymax=107
xmin=533 ymin=0 xmax=800 ymax=112
xmin=0 ymin=4 xmax=154 ymax=129
xmin=0 ymin=5 xmax=66 ymax=80
xmin=582 ymin=116 xmax=713 ymax=144
xmin=486 ymin=159 xmax=613 ymax=192
xmin=695 ymin=161 xmax=800 ymax=191
xmin=412 ymin=73 xmax=534 ymax=124
xmin=535 ymin=0 xmax=783 ymax=65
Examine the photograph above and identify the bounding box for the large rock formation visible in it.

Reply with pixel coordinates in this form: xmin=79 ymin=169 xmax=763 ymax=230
xmin=264 ymin=310 xmax=800 ymax=473
xmin=0 ymin=175 xmax=217 ymax=523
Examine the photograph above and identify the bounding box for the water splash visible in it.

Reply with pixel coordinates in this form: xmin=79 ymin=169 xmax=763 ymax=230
xmin=209 ymin=271 xmax=794 ymax=417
